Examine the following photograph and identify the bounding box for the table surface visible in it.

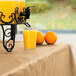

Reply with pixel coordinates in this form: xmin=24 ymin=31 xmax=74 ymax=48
xmin=0 ymin=41 xmax=75 ymax=76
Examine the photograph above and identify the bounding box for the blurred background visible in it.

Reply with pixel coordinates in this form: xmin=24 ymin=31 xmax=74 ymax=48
xmin=17 ymin=0 xmax=76 ymax=61
xmin=18 ymin=0 xmax=76 ymax=31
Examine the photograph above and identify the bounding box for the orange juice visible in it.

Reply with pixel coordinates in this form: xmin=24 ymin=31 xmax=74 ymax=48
xmin=0 ymin=0 xmax=25 ymax=24
xmin=23 ymin=29 xmax=37 ymax=49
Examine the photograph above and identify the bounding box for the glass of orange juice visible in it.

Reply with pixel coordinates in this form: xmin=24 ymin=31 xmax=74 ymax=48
xmin=23 ymin=27 xmax=37 ymax=49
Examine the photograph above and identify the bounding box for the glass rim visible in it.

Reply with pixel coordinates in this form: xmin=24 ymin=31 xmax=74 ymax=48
xmin=23 ymin=26 xmax=37 ymax=30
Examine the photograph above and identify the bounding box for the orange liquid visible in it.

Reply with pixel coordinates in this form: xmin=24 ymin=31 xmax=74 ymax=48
xmin=23 ymin=30 xmax=37 ymax=49
xmin=0 ymin=1 xmax=25 ymax=24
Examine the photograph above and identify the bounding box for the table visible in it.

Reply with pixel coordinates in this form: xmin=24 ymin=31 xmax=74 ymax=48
xmin=0 ymin=42 xmax=75 ymax=76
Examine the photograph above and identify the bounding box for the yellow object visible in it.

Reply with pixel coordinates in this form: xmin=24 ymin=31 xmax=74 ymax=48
xmin=23 ymin=29 xmax=37 ymax=49
xmin=0 ymin=0 xmax=25 ymax=24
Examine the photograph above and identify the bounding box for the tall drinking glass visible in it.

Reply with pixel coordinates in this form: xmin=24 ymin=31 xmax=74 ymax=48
xmin=23 ymin=27 xmax=37 ymax=49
